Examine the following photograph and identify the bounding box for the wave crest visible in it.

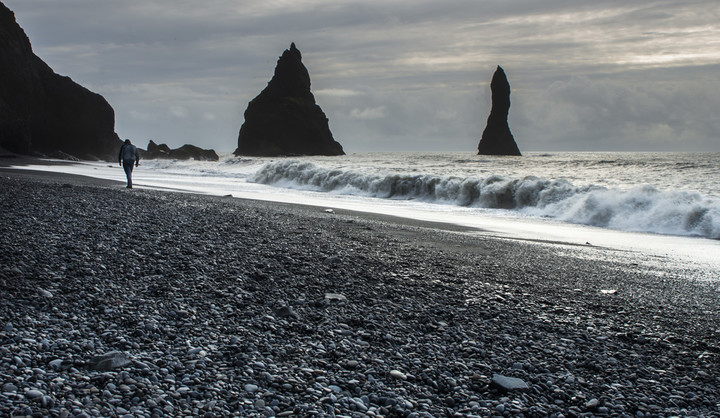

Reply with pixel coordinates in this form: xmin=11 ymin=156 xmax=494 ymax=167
xmin=250 ymin=160 xmax=720 ymax=239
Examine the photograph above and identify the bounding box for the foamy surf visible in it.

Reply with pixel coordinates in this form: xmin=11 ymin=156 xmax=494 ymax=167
xmin=250 ymin=160 xmax=720 ymax=240
xmin=9 ymin=151 xmax=720 ymax=274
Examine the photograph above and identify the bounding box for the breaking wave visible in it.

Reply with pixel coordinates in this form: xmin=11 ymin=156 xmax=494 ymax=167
xmin=250 ymin=160 xmax=720 ymax=239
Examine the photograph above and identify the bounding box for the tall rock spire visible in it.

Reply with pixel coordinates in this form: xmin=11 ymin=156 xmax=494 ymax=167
xmin=234 ymin=43 xmax=344 ymax=156
xmin=477 ymin=66 xmax=521 ymax=156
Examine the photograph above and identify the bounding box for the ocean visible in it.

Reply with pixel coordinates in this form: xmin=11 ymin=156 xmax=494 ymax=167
xmin=15 ymin=151 xmax=720 ymax=275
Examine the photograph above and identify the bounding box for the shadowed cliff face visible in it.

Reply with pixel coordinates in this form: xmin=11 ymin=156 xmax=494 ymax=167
xmin=477 ymin=66 xmax=521 ymax=156
xmin=0 ymin=3 xmax=122 ymax=160
xmin=234 ymin=43 xmax=345 ymax=157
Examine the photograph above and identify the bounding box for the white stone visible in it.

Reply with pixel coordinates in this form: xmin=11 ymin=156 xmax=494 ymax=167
xmin=390 ymin=370 xmax=407 ymax=380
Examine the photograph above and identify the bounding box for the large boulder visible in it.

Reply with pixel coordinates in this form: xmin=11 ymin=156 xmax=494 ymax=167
xmin=477 ymin=66 xmax=521 ymax=156
xmin=142 ymin=140 xmax=219 ymax=161
xmin=0 ymin=3 xmax=122 ymax=160
xmin=234 ymin=43 xmax=344 ymax=157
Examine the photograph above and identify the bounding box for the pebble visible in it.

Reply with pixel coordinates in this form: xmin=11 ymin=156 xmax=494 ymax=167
xmin=586 ymin=398 xmax=600 ymax=409
xmin=1 ymin=176 xmax=719 ymax=417
xmin=324 ymin=292 xmax=347 ymax=301
xmin=48 ymin=359 xmax=64 ymax=370
xmin=88 ymin=351 xmax=132 ymax=371
xmin=491 ymin=374 xmax=529 ymax=391
xmin=3 ymin=383 xmax=18 ymax=393
xmin=390 ymin=370 xmax=407 ymax=380
xmin=25 ymin=390 xmax=44 ymax=399
xmin=37 ymin=287 xmax=53 ymax=298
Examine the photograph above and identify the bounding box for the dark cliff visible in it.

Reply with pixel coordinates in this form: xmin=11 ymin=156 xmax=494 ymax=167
xmin=477 ymin=66 xmax=521 ymax=156
xmin=0 ymin=3 xmax=122 ymax=160
xmin=234 ymin=43 xmax=344 ymax=157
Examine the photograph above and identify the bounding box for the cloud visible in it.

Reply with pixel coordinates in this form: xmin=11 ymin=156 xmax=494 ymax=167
xmin=170 ymin=106 xmax=189 ymax=118
xmin=514 ymin=68 xmax=720 ymax=151
xmin=350 ymin=106 xmax=386 ymax=120
xmin=5 ymin=0 xmax=720 ymax=152
xmin=314 ymin=88 xmax=365 ymax=97
xmin=128 ymin=109 xmax=154 ymax=121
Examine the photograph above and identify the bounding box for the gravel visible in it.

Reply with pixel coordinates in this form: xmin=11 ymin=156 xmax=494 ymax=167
xmin=1 ymin=172 xmax=720 ymax=417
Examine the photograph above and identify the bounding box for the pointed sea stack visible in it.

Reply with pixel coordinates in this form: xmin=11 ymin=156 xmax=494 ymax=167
xmin=234 ymin=43 xmax=344 ymax=157
xmin=0 ymin=3 xmax=122 ymax=160
xmin=477 ymin=66 xmax=521 ymax=156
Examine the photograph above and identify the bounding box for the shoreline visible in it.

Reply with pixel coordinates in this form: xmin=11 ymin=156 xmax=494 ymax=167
xmin=0 ymin=163 xmax=483 ymax=234
xmin=5 ymin=157 xmax=719 ymax=263
xmin=2 ymin=164 xmax=720 ymax=416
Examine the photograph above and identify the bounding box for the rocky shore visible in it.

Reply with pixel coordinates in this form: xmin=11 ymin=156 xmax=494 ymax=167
xmin=1 ymin=170 xmax=719 ymax=417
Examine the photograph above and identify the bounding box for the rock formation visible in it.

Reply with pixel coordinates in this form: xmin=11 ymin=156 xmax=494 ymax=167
xmin=234 ymin=43 xmax=344 ymax=157
xmin=142 ymin=140 xmax=219 ymax=161
xmin=477 ymin=66 xmax=521 ymax=156
xmin=0 ymin=3 xmax=122 ymax=160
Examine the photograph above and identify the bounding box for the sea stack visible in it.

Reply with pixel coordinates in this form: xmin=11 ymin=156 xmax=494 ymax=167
xmin=234 ymin=43 xmax=344 ymax=157
xmin=143 ymin=140 xmax=219 ymax=161
xmin=0 ymin=3 xmax=122 ymax=160
xmin=477 ymin=66 xmax=521 ymax=156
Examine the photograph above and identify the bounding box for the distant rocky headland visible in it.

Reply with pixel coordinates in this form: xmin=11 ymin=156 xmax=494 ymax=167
xmin=142 ymin=140 xmax=219 ymax=161
xmin=0 ymin=3 xmax=122 ymax=161
xmin=477 ymin=66 xmax=521 ymax=156
xmin=234 ymin=43 xmax=345 ymax=157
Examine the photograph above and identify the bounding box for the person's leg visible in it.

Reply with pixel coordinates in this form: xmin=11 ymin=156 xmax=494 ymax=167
xmin=123 ymin=161 xmax=134 ymax=188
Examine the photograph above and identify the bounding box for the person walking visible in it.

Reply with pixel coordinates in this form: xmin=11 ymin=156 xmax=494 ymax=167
xmin=118 ymin=139 xmax=140 ymax=188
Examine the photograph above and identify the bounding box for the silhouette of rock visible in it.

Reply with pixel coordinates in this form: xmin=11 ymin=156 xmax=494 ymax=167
xmin=145 ymin=140 xmax=172 ymax=157
xmin=234 ymin=43 xmax=344 ymax=157
xmin=477 ymin=66 xmax=521 ymax=156
xmin=0 ymin=3 xmax=123 ymax=160
xmin=143 ymin=140 xmax=219 ymax=161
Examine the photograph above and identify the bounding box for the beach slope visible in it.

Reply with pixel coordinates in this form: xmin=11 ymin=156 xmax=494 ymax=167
xmin=1 ymin=169 xmax=719 ymax=416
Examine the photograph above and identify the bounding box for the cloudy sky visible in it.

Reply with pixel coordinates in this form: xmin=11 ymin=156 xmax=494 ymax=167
xmin=6 ymin=0 xmax=720 ymax=153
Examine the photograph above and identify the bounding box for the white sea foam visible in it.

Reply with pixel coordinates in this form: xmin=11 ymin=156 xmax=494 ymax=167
xmin=12 ymin=151 xmax=720 ymax=274
xmin=250 ymin=159 xmax=720 ymax=239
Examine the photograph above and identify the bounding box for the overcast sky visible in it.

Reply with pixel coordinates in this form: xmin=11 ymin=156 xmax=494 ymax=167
xmin=6 ymin=0 xmax=720 ymax=153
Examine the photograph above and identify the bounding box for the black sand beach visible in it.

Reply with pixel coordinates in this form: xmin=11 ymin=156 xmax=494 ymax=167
xmin=1 ymin=166 xmax=720 ymax=417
